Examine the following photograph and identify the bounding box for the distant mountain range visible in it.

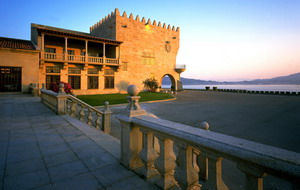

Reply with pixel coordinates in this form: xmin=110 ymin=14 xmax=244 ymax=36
xmin=163 ymin=72 xmax=300 ymax=85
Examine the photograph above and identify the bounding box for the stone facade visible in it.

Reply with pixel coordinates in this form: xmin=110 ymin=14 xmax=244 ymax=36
xmin=0 ymin=47 xmax=39 ymax=93
xmin=1 ymin=8 xmax=183 ymax=95
xmin=91 ymin=8 xmax=181 ymax=92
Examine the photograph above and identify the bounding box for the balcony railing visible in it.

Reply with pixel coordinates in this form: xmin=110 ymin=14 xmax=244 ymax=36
xmin=106 ymin=58 xmax=119 ymax=64
xmin=88 ymin=56 xmax=104 ymax=63
xmin=68 ymin=55 xmax=85 ymax=62
xmin=43 ymin=52 xmax=64 ymax=61
xmin=41 ymin=52 xmax=118 ymax=65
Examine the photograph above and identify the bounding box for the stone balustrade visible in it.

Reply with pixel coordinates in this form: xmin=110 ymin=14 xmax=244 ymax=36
xmin=117 ymin=85 xmax=300 ymax=190
xmin=40 ymin=83 xmax=112 ymax=133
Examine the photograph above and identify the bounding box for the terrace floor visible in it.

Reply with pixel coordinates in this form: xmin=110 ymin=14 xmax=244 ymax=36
xmin=0 ymin=94 xmax=158 ymax=190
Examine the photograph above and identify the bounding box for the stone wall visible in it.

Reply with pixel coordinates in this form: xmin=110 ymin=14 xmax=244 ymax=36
xmin=0 ymin=48 xmax=39 ymax=93
xmin=91 ymin=9 xmax=181 ymax=91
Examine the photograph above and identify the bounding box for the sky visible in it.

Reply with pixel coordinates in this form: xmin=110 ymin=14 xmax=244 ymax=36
xmin=0 ymin=0 xmax=299 ymax=81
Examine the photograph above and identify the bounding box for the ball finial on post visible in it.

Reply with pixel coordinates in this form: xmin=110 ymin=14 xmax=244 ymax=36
xmin=58 ymin=82 xmax=66 ymax=94
xmin=127 ymin=85 xmax=139 ymax=96
xmin=197 ymin=121 xmax=210 ymax=130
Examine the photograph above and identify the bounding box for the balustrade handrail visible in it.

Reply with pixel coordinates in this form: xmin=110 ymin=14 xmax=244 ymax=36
xmin=130 ymin=115 xmax=300 ymax=179
xmin=40 ymin=86 xmax=112 ymax=134
xmin=67 ymin=95 xmax=104 ymax=116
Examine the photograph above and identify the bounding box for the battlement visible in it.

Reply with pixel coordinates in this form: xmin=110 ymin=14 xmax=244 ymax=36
xmin=90 ymin=8 xmax=180 ymax=34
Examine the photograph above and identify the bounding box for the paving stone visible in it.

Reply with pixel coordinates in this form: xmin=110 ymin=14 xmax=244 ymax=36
xmin=6 ymin=147 xmax=42 ymax=164
xmin=82 ymin=152 xmax=118 ymax=170
xmin=0 ymin=169 xmax=4 ymax=179
xmin=52 ymin=172 xmax=102 ymax=190
xmin=106 ymin=175 xmax=159 ymax=190
xmin=72 ymin=146 xmax=106 ymax=160
xmin=5 ymin=157 xmax=45 ymax=178
xmin=9 ymin=137 xmax=37 ymax=146
xmin=67 ymin=138 xmax=96 ymax=150
xmin=40 ymin=143 xmax=71 ymax=156
xmin=62 ymin=133 xmax=90 ymax=143
xmin=48 ymin=160 xmax=89 ymax=183
xmin=0 ymin=140 xmax=8 ymax=149
xmin=4 ymin=169 xmax=50 ymax=190
xmin=7 ymin=142 xmax=39 ymax=154
xmin=31 ymin=183 xmax=54 ymax=190
xmin=38 ymin=138 xmax=65 ymax=148
xmin=44 ymin=150 xmax=78 ymax=167
xmin=91 ymin=163 xmax=135 ymax=186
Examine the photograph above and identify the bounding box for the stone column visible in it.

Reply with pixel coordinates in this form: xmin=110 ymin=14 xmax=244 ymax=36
xmin=85 ymin=40 xmax=88 ymax=62
xmin=103 ymin=43 xmax=106 ymax=64
xmin=41 ymin=33 xmax=45 ymax=59
xmin=64 ymin=37 xmax=68 ymax=61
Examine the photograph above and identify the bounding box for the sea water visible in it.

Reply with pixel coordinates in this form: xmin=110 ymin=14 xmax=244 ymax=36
xmin=162 ymin=85 xmax=300 ymax=92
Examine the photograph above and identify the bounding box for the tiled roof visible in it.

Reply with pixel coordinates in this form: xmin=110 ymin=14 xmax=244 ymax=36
xmin=0 ymin=37 xmax=36 ymax=50
xmin=32 ymin=23 xmax=123 ymax=45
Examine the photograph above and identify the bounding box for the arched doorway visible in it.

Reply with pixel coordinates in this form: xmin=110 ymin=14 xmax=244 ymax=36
xmin=161 ymin=74 xmax=176 ymax=91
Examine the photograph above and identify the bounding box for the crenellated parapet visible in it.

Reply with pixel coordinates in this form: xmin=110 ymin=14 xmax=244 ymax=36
xmin=90 ymin=8 xmax=180 ymax=37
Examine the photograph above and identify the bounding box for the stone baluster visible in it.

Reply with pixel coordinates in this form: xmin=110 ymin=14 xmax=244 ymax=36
xmin=87 ymin=109 xmax=93 ymax=125
xmin=139 ymin=128 xmax=159 ymax=179
xmin=95 ymin=113 xmax=101 ymax=130
xmin=201 ymin=152 xmax=228 ymax=190
xmin=154 ymin=134 xmax=177 ymax=189
xmin=196 ymin=121 xmax=209 ymax=181
xmin=70 ymin=101 xmax=77 ymax=117
xmin=102 ymin=101 xmax=112 ymax=134
xmin=66 ymin=99 xmax=71 ymax=114
xmin=174 ymin=142 xmax=201 ymax=190
xmin=79 ymin=104 xmax=85 ymax=122
xmin=238 ymin=164 xmax=266 ymax=190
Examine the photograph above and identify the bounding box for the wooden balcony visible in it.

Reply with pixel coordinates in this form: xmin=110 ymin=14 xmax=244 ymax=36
xmin=41 ymin=52 xmax=119 ymax=65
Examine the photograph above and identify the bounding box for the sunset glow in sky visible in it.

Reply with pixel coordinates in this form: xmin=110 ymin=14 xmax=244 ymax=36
xmin=0 ymin=0 xmax=299 ymax=81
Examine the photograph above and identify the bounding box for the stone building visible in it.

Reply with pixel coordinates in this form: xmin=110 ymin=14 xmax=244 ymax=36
xmin=0 ymin=8 xmax=185 ymax=95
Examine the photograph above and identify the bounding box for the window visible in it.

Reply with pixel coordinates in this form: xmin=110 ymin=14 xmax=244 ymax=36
xmin=142 ymin=52 xmax=156 ymax=65
xmin=46 ymin=75 xmax=60 ymax=90
xmin=46 ymin=66 xmax=61 ymax=73
xmin=88 ymin=76 xmax=99 ymax=89
xmin=105 ymin=76 xmax=114 ymax=89
xmin=45 ymin=48 xmax=56 ymax=53
xmin=104 ymin=69 xmax=114 ymax=89
xmin=68 ymin=67 xmax=81 ymax=74
xmin=122 ymin=62 xmax=128 ymax=71
xmin=0 ymin=67 xmax=22 ymax=92
xmin=88 ymin=68 xmax=98 ymax=74
xmin=67 ymin=50 xmax=75 ymax=55
xmin=68 ymin=76 xmax=81 ymax=89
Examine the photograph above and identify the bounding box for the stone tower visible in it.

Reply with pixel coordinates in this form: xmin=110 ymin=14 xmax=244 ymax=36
xmin=90 ymin=8 xmax=182 ymax=91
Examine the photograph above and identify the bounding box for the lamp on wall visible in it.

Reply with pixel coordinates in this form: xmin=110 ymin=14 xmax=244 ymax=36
xmin=121 ymin=25 xmax=127 ymax=28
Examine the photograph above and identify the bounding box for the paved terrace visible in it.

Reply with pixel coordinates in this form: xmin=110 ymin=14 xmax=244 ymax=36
xmin=110 ymin=90 xmax=300 ymax=153
xmin=0 ymin=94 xmax=158 ymax=190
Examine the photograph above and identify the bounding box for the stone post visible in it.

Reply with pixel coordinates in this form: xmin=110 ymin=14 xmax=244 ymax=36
xmin=56 ymin=82 xmax=69 ymax=115
xmin=117 ymin=85 xmax=148 ymax=170
xmin=102 ymin=101 xmax=112 ymax=134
